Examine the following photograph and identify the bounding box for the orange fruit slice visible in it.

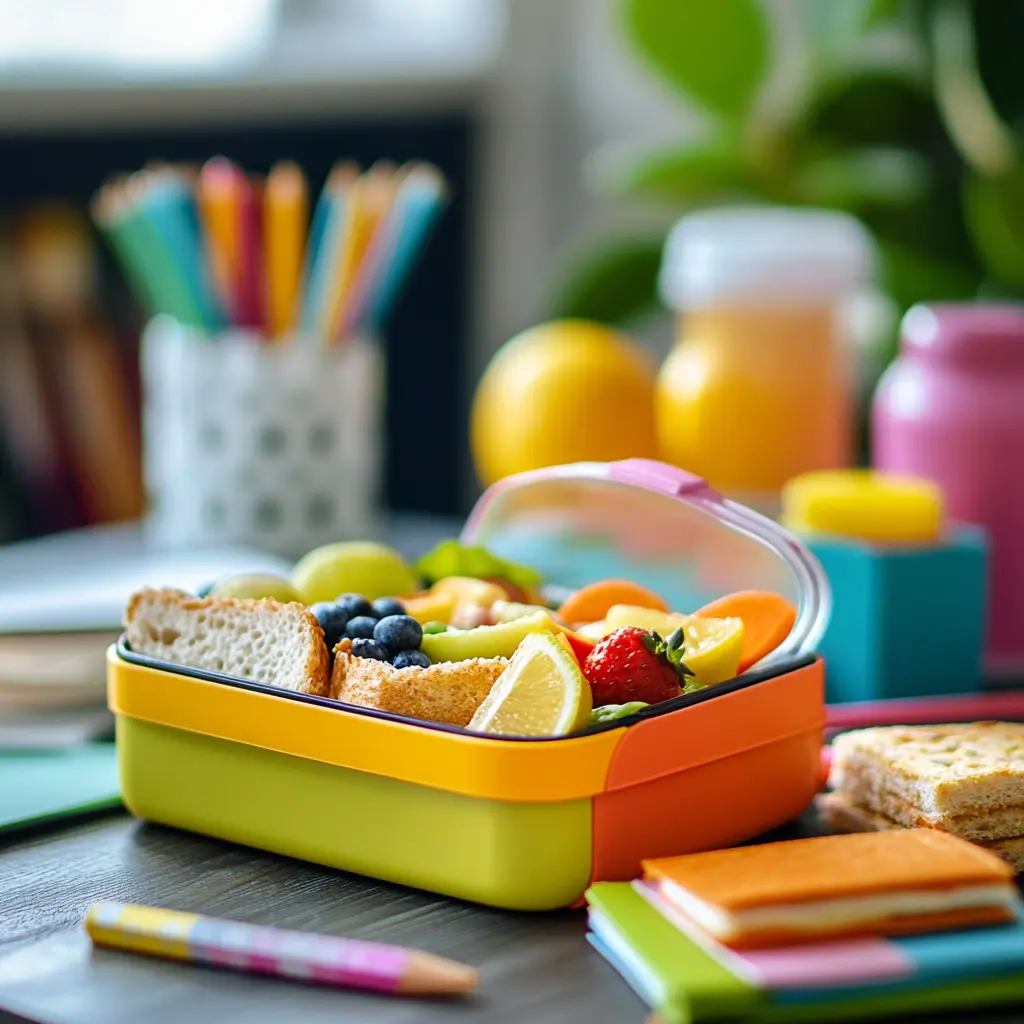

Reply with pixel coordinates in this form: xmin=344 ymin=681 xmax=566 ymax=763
xmin=557 ymin=579 xmax=669 ymax=626
xmin=695 ymin=590 xmax=796 ymax=673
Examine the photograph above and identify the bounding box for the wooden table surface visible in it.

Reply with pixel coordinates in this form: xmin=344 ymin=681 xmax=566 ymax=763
xmin=1 ymin=518 xmax=1022 ymax=1022
xmin=0 ymin=810 xmax=642 ymax=1024
xmin=3 ymin=811 xmax=1024 ymax=1024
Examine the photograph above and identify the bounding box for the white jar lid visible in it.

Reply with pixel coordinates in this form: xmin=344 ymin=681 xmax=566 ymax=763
xmin=659 ymin=205 xmax=875 ymax=310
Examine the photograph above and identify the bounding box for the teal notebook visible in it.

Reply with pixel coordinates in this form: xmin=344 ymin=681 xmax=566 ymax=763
xmin=0 ymin=745 xmax=121 ymax=834
xmin=586 ymin=883 xmax=1024 ymax=1024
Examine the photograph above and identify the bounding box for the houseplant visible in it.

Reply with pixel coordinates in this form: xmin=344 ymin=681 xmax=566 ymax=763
xmin=552 ymin=0 xmax=1024 ymax=359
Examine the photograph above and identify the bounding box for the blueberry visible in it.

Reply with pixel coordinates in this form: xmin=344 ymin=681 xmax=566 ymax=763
xmin=310 ymin=602 xmax=349 ymax=651
xmin=391 ymin=649 xmax=430 ymax=670
xmin=196 ymin=581 xmax=215 ymax=598
xmin=373 ymin=615 xmax=423 ymax=654
xmin=372 ymin=596 xmax=406 ymax=619
xmin=344 ymin=615 xmax=379 ymax=640
xmin=336 ymin=593 xmax=375 ymax=619
xmin=351 ymin=638 xmax=389 ymax=662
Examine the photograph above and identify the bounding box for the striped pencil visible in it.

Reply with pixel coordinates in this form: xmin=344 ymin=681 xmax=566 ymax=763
xmin=85 ymin=901 xmax=478 ymax=997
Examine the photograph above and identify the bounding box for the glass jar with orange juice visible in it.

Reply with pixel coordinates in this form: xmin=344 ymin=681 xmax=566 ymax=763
xmin=656 ymin=207 xmax=874 ymax=515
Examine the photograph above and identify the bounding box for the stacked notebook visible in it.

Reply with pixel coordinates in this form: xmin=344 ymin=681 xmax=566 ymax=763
xmin=586 ymin=830 xmax=1024 ymax=1023
xmin=0 ymin=522 xmax=293 ymax=749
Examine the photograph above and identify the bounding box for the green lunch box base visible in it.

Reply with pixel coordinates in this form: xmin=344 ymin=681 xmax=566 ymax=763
xmin=118 ymin=717 xmax=594 ymax=912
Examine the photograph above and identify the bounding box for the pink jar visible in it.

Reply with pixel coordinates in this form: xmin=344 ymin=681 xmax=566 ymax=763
xmin=873 ymin=304 xmax=1024 ymax=675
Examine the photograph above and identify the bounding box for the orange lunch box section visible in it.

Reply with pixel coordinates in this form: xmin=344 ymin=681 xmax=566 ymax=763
xmin=108 ymin=459 xmax=830 ymax=911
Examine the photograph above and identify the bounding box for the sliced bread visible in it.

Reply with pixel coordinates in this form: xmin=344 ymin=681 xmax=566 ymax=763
xmin=124 ymin=587 xmax=330 ymax=696
xmin=829 ymin=723 xmax=1024 ymax=824
xmin=330 ymin=639 xmax=507 ymax=727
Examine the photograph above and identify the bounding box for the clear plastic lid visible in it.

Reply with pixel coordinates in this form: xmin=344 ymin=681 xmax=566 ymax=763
xmin=461 ymin=459 xmax=831 ymax=671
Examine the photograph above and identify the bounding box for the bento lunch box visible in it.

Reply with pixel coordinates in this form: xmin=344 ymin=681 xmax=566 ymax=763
xmin=108 ymin=459 xmax=830 ymax=912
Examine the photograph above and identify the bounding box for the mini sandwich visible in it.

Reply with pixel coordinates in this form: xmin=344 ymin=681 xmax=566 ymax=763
xmin=330 ymin=639 xmax=507 ymax=727
xmin=823 ymin=722 xmax=1024 ymax=872
xmin=642 ymin=829 xmax=1018 ymax=949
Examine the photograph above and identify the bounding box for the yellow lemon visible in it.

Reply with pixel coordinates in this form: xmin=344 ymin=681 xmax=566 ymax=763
xmin=467 ymin=632 xmax=592 ymax=737
xmin=682 ymin=616 xmax=745 ymax=687
xmin=470 ymin=320 xmax=659 ymax=487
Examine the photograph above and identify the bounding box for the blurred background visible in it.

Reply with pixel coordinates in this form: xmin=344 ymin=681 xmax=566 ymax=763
xmin=0 ymin=0 xmax=1020 ymax=541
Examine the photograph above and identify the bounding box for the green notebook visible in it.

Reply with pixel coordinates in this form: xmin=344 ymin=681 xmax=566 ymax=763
xmin=0 ymin=744 xmax=121 ymax=834
xmin=586 ymin=883 xmax=1024 ymax=1024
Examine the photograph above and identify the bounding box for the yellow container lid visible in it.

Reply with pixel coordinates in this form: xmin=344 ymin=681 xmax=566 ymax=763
xmin=781 ymin=470 xmax=944 ymax=543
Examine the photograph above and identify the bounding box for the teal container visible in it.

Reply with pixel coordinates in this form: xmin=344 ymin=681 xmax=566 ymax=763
xmin=808 ymin=526 xmax=988 ymax=702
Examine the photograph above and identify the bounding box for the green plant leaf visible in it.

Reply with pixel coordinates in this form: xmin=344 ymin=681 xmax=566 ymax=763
xmin=586 ymin=136 xmax=753 ymax=201
xmin=549 ymin=238 xmax=664 ymax=325
xmin=806 ymin=0 xmax=906 ymax=50
xmin=927 ymin=0 xmax=1015 ymax=176
xmin=963 ymin=166 xmax=1024 ymax=290
xmin=876 ymin=239 xmax=982 ymax=308
xmin=792 ymin=148 xmax=931 ymax=209
xmin=968 ymin=0 xmax=1024 ymax=130
xmin=799 ymin=68 xmax=936 ymax=147
xmin=622 ymin=0 xmax=770 ymax=122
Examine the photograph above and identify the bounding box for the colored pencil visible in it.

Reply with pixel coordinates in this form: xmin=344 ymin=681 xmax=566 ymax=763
xmin=93 ymin=156 xmax=447 ymax=345
xmin=234 ymin=174 xmax=265 ymax=331
xmin=361 ymin=163 xmax=447 ymax=333
xmin=324 ymin=161 xmax=399 ymax=343
xmin=111 ymin=176 xmax=211 ymax=330
xmin=302 ymin=161 xmax=346 ymax=297
xmin=336 ymin=163 xmax=411 ymax=340
xmin=90 ymin=181 xmax=164 ymax=316
xmin=136 ymin=173 xmax=225 ymax=331
xmin=300 ymin=162 xmax=358 ymax=337
xmin=196 ymin=157 xmax=243 ymax=320
xmin=263 ymin=160 xmax=308 ymax=339
xmin=85 ymin=901 xmax=478 ymax=997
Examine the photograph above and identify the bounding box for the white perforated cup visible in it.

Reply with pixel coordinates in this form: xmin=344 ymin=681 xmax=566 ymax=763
xmin=141 ymin=316 xmax=383 ymax=557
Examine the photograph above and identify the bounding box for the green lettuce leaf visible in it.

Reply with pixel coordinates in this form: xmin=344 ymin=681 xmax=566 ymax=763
xmin=589 ymin=701 xmax=650 ymax=726
xmin=415 ymin=539 xmax=543 ymax=589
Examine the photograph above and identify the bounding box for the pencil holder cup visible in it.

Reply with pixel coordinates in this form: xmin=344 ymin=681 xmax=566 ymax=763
xmin=140 ymin=315 xmax=383 ymax=558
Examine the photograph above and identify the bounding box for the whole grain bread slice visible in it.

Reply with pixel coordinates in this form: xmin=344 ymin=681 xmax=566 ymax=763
xmin=330 ymin=639 xmax=507 ymax=727
xmin=124 ymin=587 xmax=330 ymax=696
xmin=828 ymin=723 xmax=1024 ymax=823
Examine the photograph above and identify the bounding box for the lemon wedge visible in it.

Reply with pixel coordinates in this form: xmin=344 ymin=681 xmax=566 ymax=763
xmin=682 ymin=616 xmax=744 ymax=687
xmin=467 ymin=632 xmax=592 ymax=737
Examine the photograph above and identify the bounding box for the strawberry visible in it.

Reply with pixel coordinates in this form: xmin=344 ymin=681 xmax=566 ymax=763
xmin=583 ymin=626 xmax=694 ymax=708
